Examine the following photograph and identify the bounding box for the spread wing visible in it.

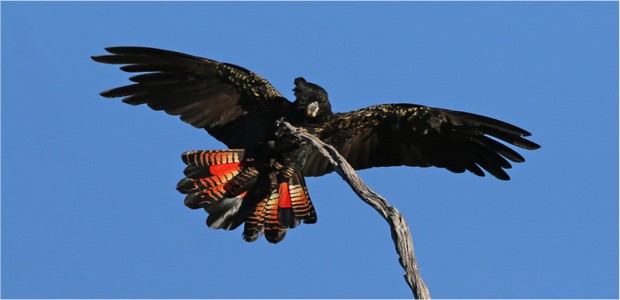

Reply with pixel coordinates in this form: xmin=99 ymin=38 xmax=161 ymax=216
xmin=91 ymin=47 xmax=292 ymax=148
xmin=303 ymin=104 xmax=540 ymax=180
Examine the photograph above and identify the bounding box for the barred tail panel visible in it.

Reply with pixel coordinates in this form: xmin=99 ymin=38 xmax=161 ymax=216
xmin=224 ymin=166 xmax=259 ymax=197
xmin=264 ymin=189 xmax=287 ymax=243
xmin=180 ymin=150 xmax=245 ymax=180
xmin=181 ymin=150 xmax=244 ymax=166
xmin=289 ymin=172 xmax=317 ymax=224
xmin=183 ymin=183 xmax=228 ymax=209
xmin=180 ymin=166 xmax=258 ymax=210
xmin=177 ymin=149 xmax=318 ymax=244
xmin=176 ymin=168 xmax=241 ymax=194
xmin=243 ymin=196 xmax=269 ymax=242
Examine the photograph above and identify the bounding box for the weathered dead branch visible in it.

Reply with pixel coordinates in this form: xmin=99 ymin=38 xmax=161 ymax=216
xmin=277 ymin=120 xmax=431 ymax=299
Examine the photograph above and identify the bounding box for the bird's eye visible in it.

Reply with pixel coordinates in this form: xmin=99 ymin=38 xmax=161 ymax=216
xmin=307 ymin=101 xmax=320 ymax=118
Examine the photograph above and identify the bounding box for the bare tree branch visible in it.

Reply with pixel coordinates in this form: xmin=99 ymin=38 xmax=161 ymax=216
xmin=277 ymin=120 xmax=431 ymax=299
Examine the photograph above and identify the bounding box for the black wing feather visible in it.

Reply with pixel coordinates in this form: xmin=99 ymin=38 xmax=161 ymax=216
xmin=305 ymin=104 xmax=540 ymax=180
xmin=92 ymin=46 xmax=292 ymax=148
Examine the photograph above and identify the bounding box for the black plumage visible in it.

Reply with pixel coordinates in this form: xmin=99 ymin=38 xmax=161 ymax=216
xmin=92 ymin=46 xmax=540 ymax=243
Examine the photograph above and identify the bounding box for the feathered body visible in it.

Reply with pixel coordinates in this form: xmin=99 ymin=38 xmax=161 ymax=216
xmin=92 ymin=47 xmax=540 ymax=243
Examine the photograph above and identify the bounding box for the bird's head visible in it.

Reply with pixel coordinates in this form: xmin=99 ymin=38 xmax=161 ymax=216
xmin=293 ymin=77 xmax=333 ymax=122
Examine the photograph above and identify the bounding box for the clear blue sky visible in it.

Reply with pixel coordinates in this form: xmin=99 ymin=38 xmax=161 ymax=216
xmin=2 ymin=2 xmax=618 ymax=298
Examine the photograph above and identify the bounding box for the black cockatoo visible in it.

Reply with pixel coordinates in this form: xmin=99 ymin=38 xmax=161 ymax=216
xmin=92 ymin=47 xmax=540 ymax=243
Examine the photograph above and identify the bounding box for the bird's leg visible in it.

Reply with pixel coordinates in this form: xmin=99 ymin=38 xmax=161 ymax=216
xmin=275 ymin=118 xmax=307 ymax=146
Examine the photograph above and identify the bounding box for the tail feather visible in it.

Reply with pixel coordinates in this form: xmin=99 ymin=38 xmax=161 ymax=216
xmin=183 ymin=184 xmax=228 ymax=209
xmin=205 ymin=197 xmax=245 ymax=230
xmin=289 ymin=172 xmax=317 ymax=224
xmin=179 ymin=149 xmax=317 ymax=244
xmin=264 ymin=189 xmax=287 ymax=243
xmin=183 ymin=165 xmax=212 ymax=179
xmin=277 ymin=182 xmax=298 ymax=229
xmin=243 ymin=195 xmax=269 ymax=242
xmin=176 ymin=169 xmax=240 ymax=194
xmin=182 ymin=166 xmax=258 ymax=210
xmin=182 ymin=150 xmax=244 ymax=166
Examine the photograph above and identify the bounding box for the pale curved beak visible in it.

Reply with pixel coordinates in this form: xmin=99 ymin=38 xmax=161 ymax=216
xmin=307 ymin=101 xmax=319 ymax=117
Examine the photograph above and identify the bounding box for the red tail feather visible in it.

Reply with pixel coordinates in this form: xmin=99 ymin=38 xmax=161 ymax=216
xmin=179 ymin=149 xmax=317 ymax=243
xmin=209 ymin=162 xmax=242 ymax=176
xmin=278 ymin=182 xmax=292 ymax=209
